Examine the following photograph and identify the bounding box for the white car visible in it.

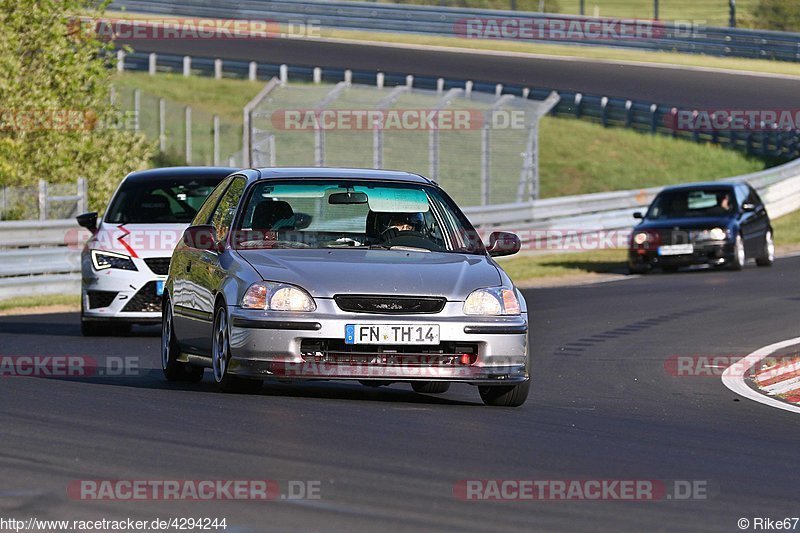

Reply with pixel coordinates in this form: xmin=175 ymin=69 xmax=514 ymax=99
xmin=76 ymin=167 xmax=235 ymax=336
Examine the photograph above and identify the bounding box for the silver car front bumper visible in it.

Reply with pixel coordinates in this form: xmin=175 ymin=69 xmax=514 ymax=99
xmin=226 ymin=300 xmax=529 ymax=385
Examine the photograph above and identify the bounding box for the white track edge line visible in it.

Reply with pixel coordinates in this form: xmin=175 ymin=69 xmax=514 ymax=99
xmin=721 ymin=336 xmax=800 ymax=414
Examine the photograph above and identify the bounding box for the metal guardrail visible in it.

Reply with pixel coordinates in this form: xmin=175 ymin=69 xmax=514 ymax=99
xmin=109 ymin=0 xmax=800 ymax=62
xmin=2 ymin=156 xmax=800 ymax=299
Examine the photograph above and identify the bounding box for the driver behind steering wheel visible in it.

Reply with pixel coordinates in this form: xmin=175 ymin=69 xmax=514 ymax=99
xmin=377 ymin=212 xmax=425 ymax=242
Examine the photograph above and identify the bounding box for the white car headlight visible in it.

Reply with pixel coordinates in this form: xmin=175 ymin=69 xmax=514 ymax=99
xmin=463 ymin=288 xmax=521 ymax=316
xmin=242 ymin=282 xmax=316 ymax=312
xmin=633 ymin=232 xmax=649 ymax=245
xmin=90 ymin=250 xmax=137 ymax=271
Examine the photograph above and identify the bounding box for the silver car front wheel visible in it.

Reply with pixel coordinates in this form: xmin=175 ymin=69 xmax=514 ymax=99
xmin=212 ymin=306 xmax=262 ymax=394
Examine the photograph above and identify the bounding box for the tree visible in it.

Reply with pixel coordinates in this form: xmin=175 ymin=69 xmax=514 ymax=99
xmin=750 ymin=0 xmax=800 ymax=32
xmin=0 ymin=0 xmax=154 ymax=214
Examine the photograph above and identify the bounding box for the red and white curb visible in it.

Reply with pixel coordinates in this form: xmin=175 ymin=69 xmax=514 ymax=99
xmin=721 ymin=337 xmax=800 ymax=414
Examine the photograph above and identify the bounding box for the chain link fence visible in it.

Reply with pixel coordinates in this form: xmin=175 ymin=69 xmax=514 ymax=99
xmin=113 ymin=85 xmax=243 ymax=166
xmin=245 ymin=79 xmax=558 ymax=207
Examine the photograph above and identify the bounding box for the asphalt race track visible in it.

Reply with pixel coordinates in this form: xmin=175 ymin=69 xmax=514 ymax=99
xmin=117 ymin=36 xmax=800 ymax=109
xmin=2 ymin=258 xmax=799 ymax=531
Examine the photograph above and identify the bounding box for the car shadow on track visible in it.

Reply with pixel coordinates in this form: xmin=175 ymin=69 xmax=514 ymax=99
xmin=35 ymin=370 xmax=479 ymax=406
xmin=0 ymin=316 xmax=160 ymax=337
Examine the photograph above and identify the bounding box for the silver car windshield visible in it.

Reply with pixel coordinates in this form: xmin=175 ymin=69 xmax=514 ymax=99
xmin=231 ymin=180 xmax=484 ymax=254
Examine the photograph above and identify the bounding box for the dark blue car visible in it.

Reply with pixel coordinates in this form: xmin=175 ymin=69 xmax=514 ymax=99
xmin=628 ymin=182 xmax=773 ymax=273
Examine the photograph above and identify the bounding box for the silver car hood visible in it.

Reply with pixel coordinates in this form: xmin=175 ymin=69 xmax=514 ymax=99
xmin=237 ymin=249 xmax=502 ymax=300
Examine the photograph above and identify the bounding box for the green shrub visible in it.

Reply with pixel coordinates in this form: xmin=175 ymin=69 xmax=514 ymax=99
xmin=750 ymin=0 xmax=800 ymax=31
xmin=0 ymin=0 xmax=155 ymax=214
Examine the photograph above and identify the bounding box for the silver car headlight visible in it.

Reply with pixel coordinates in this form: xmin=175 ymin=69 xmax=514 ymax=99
xmin=463 ymin=287 xmax=520 ymax=316
xmin=242 ymin=282 xmax=316 ymax=312
xmin=90 ymin=250 xmax=137 ymax=271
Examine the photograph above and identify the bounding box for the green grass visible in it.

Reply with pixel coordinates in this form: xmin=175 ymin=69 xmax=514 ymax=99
xmin=497 ymin=249 xmax=628 ymax=281
xmin=114 ymin=72 xmax=767 ymax=204
xmin=773 ymin=208 xmax=800 ymax=247
xmin=0 ymin=294 xmax=80 ymax=312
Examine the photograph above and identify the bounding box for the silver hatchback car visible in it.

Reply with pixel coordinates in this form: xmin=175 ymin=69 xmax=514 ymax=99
xmin=162 ymin=168 xmax=530 ymax=406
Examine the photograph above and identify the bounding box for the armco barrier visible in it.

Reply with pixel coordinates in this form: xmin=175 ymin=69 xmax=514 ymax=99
xmin=108 ymin=0 xmax=800 ymax=62
xmin=2 ymin=157 xmax=799 ymax=299
xmin=117 ymin=51 xmax=800 ymax=162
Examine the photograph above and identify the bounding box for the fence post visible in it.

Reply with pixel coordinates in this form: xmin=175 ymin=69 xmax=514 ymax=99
xmin=133 ymin=89 xmax=140 ymax=132
xmin=654 ymin=0 xmax=659 ymax=20
xmin=344 ymin=69 xmax=352 ymax=84
xmin=465 ymin=80 xmax=473 ymax=98
xmin=148 ymin=52 xmax=157 ymax=75
xmin=481 ymin=124 xmax=490 ymax=206
xmin=183 ymin=56 xmax=191 ymax=77
xmin=522 ymin=87 xmax=530 ymax=99
xmin=376 ymin=72 xmax=384 ymax=89
xmin=314 ymin=124 xmax=324 ymax=167
xmin=313 ymin=67 xmax=322 ymax=84
xmin=213 ymin=114 xmax=220 ymax=165
xmin=600 ymin=97 xmax=609 ymax=127
xmin=495 ymin=83 xmax=503 ymax=96
xmin=185 ymin=105 xmax=192 ymax=164
xmin=649 ymin=103 xmax=658 ymax=134
xmin=579 ymin=0 xmax=585 ymax=16
xmin=249 ymin=61 xmax=258 ymax=81
xmin=38 ymin=179 xmax=47 ymax=221
xmin=574 ymin=93 xmax=583 ymax=118
xmin=405 ymin=75 xmax=414 ymax=88
xmin=116 ymin=50 xmax=125 ymax=72
xmin=77 ymin=178 xmax=87 ymax=214
xmin=269 ymin=135 xmax=276 ymax=167
xmin=729 ymin=0 xmax=736 ymax=28
xmin=159 ymin=98 xmax=166 ymax=152
xmin=436 ymin=78 xmax=444 ymax=96
xmin=214 ymin=58 xmax=223 ymax=80
xmin=279 ymin=64 xmax=288 ymax=84
xmin=624 ymin=100 xmax=633 ymax=127
xmin=1 ymin=186 xmax=6 ymax=219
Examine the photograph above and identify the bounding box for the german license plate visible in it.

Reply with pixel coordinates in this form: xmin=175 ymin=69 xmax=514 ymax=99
xmin=155 ymin=280 xmax=165 ymax=296
xmin=345 ymin=324 xmax=440 ymax=345
xmin=658 ymin=244 xmax=694 ymax=256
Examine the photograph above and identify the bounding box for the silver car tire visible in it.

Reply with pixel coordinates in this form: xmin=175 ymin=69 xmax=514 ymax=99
xmin=478 ymin=380 xmax=530 ymax=407
xmin=162 ymin=298 xmax=203 ymax=383
xmin=212 ymin=305 xmax=262 ymax=394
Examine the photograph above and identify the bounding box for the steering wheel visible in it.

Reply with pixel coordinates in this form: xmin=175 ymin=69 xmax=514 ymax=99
xmin=379 ymin=228 xmax=428 ymax=242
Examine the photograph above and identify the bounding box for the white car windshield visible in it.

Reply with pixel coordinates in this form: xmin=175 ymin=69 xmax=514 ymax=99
xmin=105 ymin=178 xmax=222 ymax=224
